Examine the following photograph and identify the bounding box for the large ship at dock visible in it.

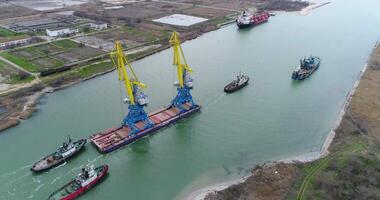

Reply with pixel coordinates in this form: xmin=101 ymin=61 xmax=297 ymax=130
xmin=292 ymin=55 xmax=321 ymax=80
xmin=90 ymin=32 xmax=201 ymax=153
xmin=236 ymin=11 xmax=270 ymax=29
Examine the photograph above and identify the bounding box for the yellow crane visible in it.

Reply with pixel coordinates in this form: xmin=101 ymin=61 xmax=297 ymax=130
xmin=170 ymin=31 xmax=193 ymax=88
xmin=110 ymin=41 xmax=152 ymax=134
xmin=169 ymin=31 xmax=197 ymax=111
xmin=111 ymin=41 xmax=146 ymax=105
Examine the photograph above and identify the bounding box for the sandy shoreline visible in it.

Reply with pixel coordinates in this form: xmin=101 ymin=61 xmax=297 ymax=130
xmin=185 ymin=58 xmax=371 ymax=200
xmin=299 ymin=1 xmax=331 ymax=16
xmin=182 ymin=177 xmax=248 ymax=200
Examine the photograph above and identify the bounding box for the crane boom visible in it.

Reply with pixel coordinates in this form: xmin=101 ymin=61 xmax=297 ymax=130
xmin=169 ymin=31 xmax=193 ymax=88
xmin=169 ymin=31 xmax=197 ymax=111
xmin=110 ymin=41 xmax=152 ymax=135
xmin=111 ymin=41 xmax=145 ymax=105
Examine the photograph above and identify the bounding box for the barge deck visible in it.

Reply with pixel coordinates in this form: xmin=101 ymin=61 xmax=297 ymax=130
xmin=90 ymin=103 xmax=201 ymax=153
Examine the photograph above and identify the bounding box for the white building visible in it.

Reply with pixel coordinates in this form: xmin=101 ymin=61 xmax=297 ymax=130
xmin=0 ymin=35 xmax=32 ymax=49
xmin=89 ymin=22 xmax=108 ymax=30
xmin=46 ymin=28 xmax=78 ymax=37
xmin=153 ymin=14 xmax=208 ymax=27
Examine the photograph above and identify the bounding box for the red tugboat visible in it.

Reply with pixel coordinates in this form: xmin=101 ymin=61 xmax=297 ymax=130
xmin=236 ymin=11 xmax=270 ymax=29
xmin=47 ymin=165 xmax=108 ymax=200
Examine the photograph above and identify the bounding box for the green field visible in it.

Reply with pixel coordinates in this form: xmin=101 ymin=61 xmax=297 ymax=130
xmin=8 ymin=74 xmax=35 ymax=84
xmin=1 ymin=38 xmax=104 ymax=74
xmin=0 ymin=52 xmax=39 ymax=73
xmin=0 ymin=59 xmax=35 ymax=84
xmin=0 ymin=27 xmax=20 ymax=37
xmin=77 ymin=61 xmax=114 ymax=78
xmin=123 ymin=26 xmax=167 ymax=42
xmin=42 ymin=60 xmax=114 ymax=87
xmin=0 ymin=60 xmax=6 ymax=68
xmin=51 ymin=39 xmax=80 ymax=49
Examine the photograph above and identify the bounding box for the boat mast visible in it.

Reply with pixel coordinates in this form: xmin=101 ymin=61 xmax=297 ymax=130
xmin=169 ymin=31 xmax=197 ymax=111
xmin=110 ymin=41 xmax=153 ymax=135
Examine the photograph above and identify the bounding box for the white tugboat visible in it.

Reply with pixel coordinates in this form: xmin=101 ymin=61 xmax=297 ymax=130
xmin=31 ymin=137 xmax=86 ymax=172
xmin=224 ymin=73 xmax=250 ymax=93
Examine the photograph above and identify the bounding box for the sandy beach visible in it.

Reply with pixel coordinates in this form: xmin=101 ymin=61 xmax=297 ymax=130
xmin=299 ymin=1 xmax=331 ymax=15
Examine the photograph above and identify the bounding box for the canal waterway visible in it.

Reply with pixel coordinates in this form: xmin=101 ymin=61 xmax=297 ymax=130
xmin=1 ymin=0 xmax=380 ymax=199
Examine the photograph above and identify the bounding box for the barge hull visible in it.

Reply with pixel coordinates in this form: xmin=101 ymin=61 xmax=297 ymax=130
xmin=90 ymin=104 xmax=201 ymax=153
xmin=237 ymin=19 xmax=268 ymax=29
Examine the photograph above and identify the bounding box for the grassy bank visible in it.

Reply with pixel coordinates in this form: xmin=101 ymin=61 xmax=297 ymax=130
xmin=205 ymin=43 xmax=380 ymax=200
xmin=42 ymin=61 xmax=114 ymax=87
xmin=8 ymin=75 xmax=35 ymax=84
xmin=287 ymin=43 xmax=380 ymax=200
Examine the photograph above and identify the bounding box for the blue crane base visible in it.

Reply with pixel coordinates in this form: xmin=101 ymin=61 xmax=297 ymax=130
xmin=123 ymin=104 xmax=153 ymax=136
xmin=171 ymin=87 xmax=196 ymax=112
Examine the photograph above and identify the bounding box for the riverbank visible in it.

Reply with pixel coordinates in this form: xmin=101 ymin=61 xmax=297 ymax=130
xmin=0 ymin=1 xmax=311 ymax=133
xmin=0 ymin=43 xmax=171 ymax=132
xmin=203 ymin=41 xmax=380 ymax=200
xmin=300 ymin=1 xmax=331 ymax=16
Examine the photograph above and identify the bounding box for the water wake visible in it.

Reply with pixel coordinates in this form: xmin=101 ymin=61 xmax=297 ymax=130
xmin=204 ymin=93 xmax=225 ymax=111
xmin=0 ymin=164 xmax=32 ymax=179
xmin=34 ymin=183 xmax=45 ymax=192
xmin=50 ymin=176 xmax=61 ymax=185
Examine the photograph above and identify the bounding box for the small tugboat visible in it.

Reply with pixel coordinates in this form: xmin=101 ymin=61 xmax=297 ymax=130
xmin=224 ymin=73 xmax=250 ymax=93
xmin=31 ymin=137 xmax=86 ymax=172
xmin=236 ymin=10 xmax=270 ymax=29
xmin=292 ymin=56 xmax=321 ymax=80
xmin=47 ymin=165 xmax=109 ymax=200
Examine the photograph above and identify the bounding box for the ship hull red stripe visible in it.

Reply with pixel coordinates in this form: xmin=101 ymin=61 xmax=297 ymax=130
xmin=60 ymin=165 xmax=108 ymax=200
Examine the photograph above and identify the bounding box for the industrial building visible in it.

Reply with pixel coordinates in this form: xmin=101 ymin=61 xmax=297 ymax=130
xmin=0 ymin=35 xmax=32 ymax=49
xmin=46 ymin=28 xmax=79 ymax=37
xmin=4 ymin=15 xmax=79 ymax=33
xmin=89 ymin=22 xmax=108 ymax=30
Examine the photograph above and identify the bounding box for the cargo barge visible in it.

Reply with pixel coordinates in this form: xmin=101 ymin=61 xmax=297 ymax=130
xmin=90 ymin=32 xmax=200 ymax=153
xmin=91 ymin=104 xmax=200 ymax=153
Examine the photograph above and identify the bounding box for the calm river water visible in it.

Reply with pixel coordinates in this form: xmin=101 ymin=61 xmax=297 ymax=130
xmin=0 ymin=0 xmax=379 ymax=199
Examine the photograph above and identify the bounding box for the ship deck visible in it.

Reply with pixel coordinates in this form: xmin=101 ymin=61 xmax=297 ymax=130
xmin=90 ymin=103 xmax=201 ymax=153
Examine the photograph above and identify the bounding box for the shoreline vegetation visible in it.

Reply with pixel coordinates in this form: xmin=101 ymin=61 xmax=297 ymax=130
xmin=203 ymin=41 xmax=380 ymax=200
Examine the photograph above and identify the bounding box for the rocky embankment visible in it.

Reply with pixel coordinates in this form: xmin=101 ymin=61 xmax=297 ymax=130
xmin=205 ymin=42 xmax=380 ymax=200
